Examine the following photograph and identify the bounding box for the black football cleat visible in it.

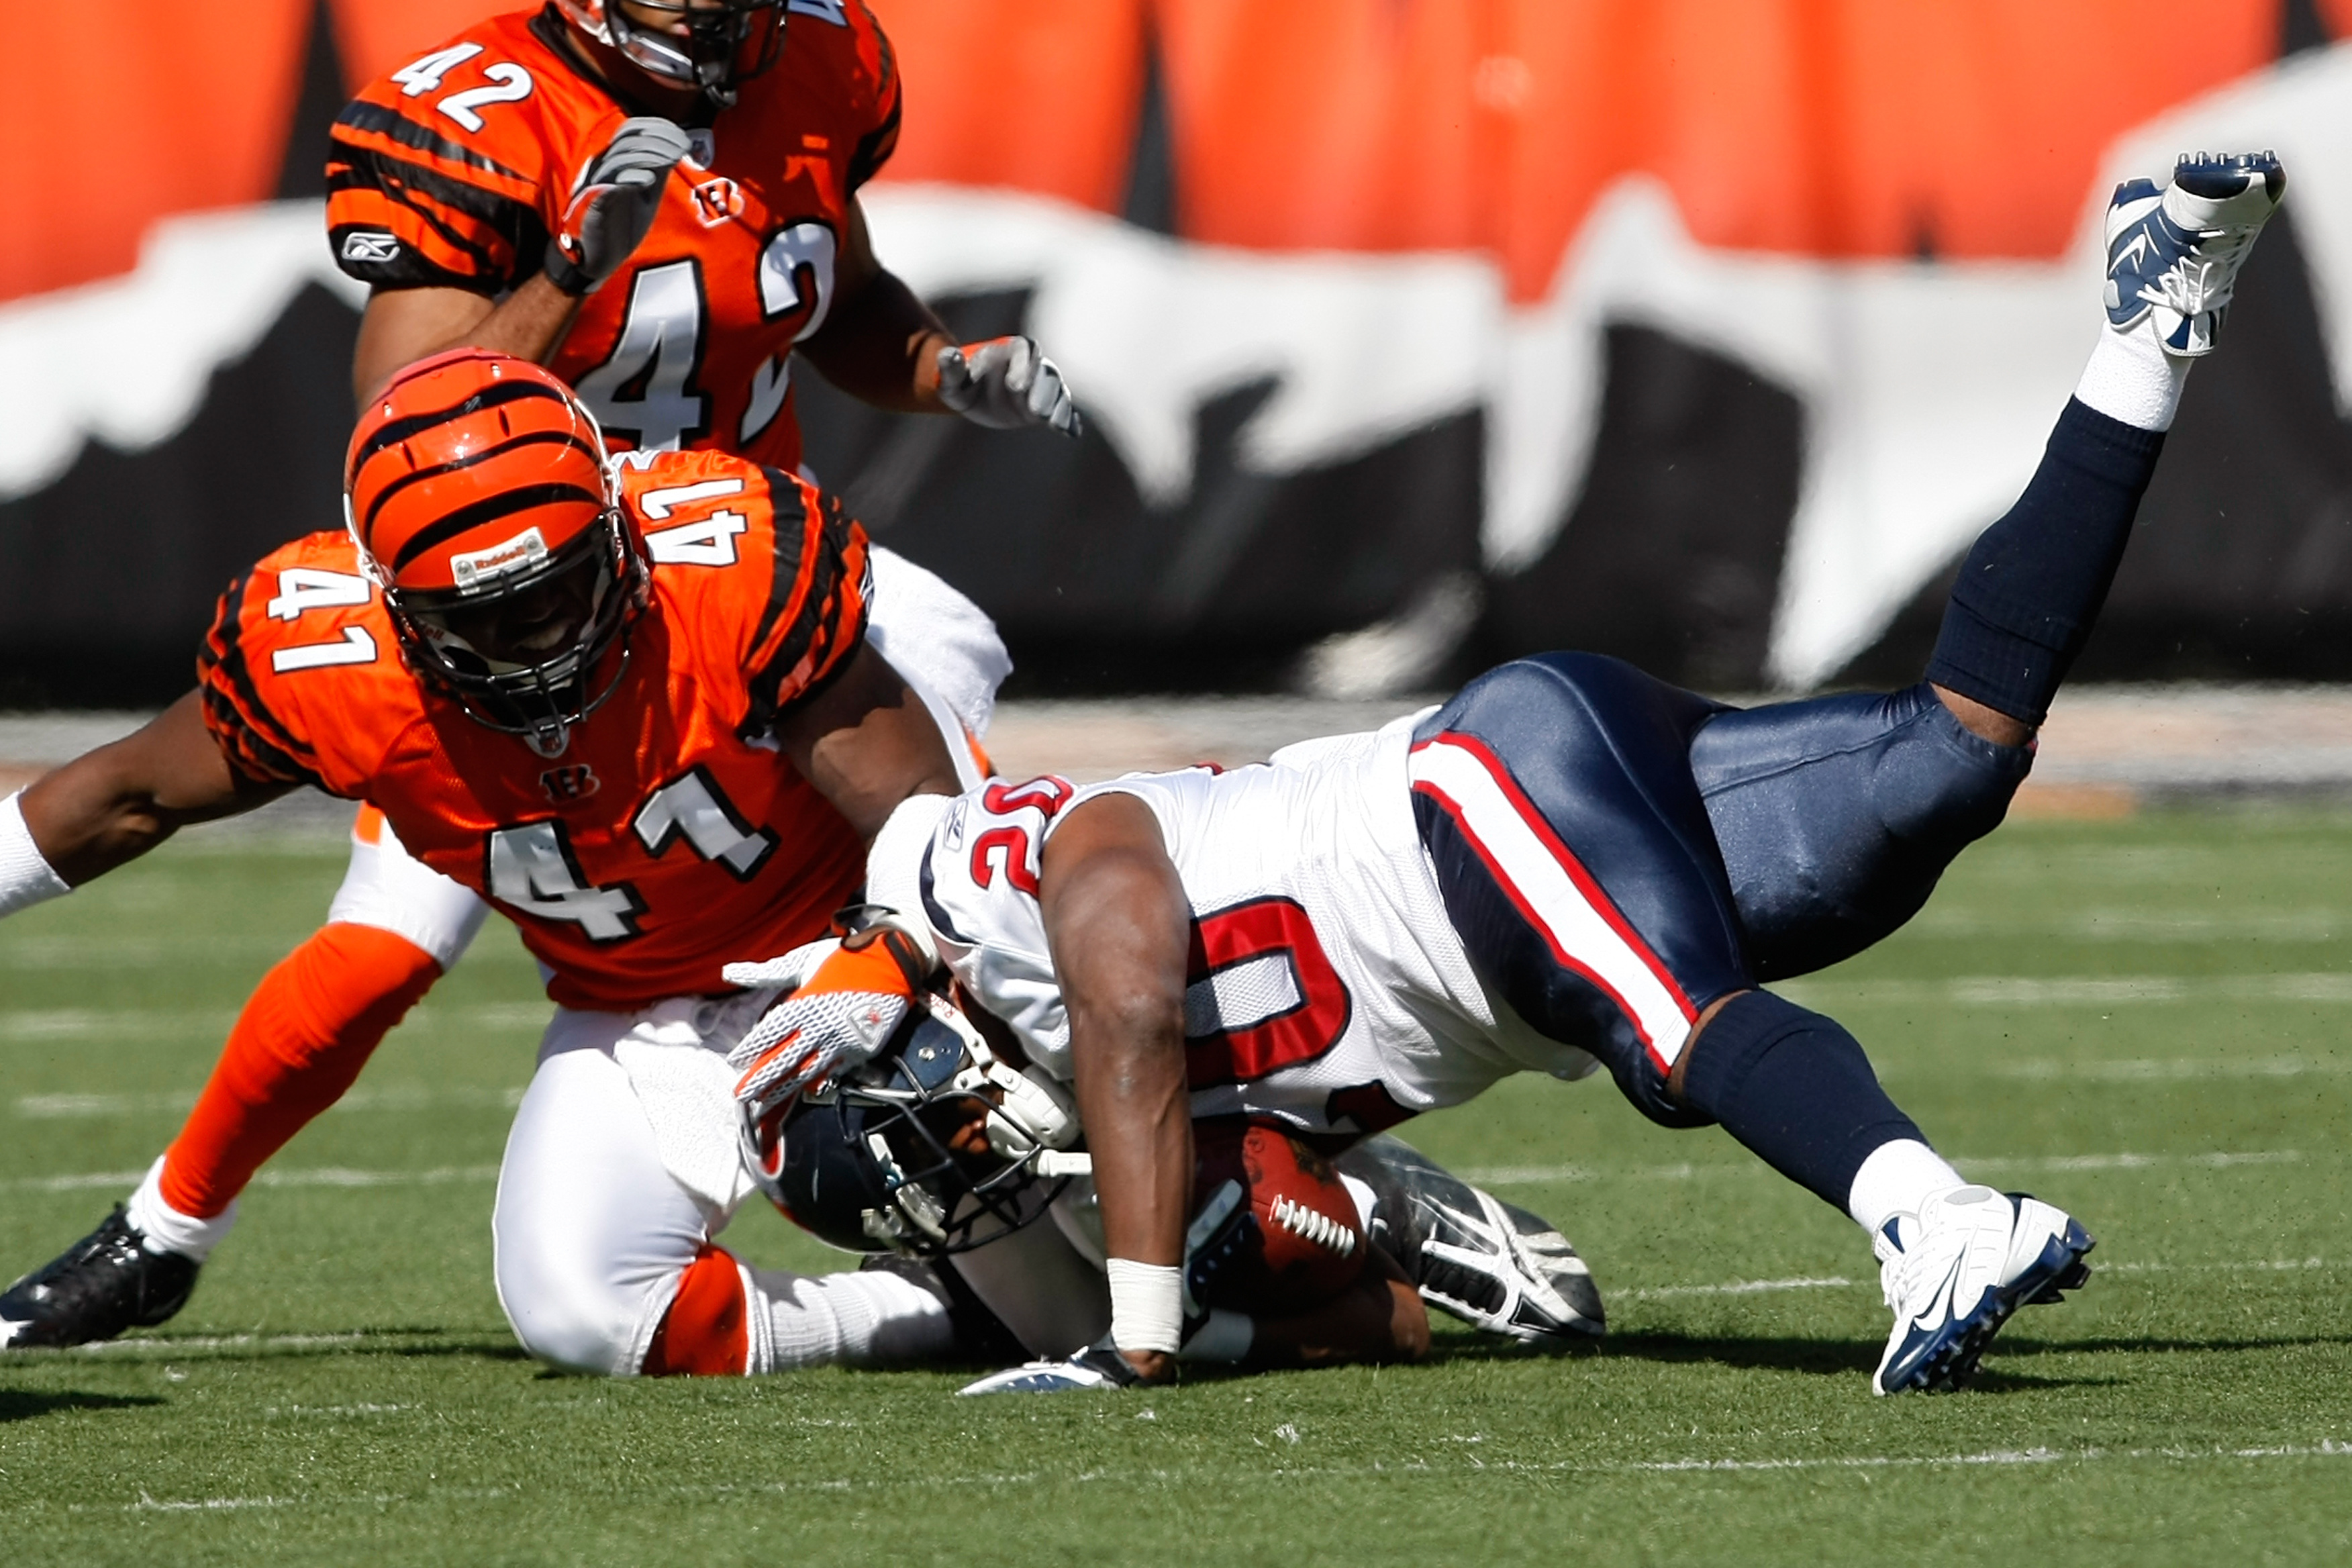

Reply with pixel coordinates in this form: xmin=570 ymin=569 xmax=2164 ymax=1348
xmin=0 ymin=1206 xmax=200 ymax=1349
xmin=1337 ymin=1135 xmax=1604 ymax=1345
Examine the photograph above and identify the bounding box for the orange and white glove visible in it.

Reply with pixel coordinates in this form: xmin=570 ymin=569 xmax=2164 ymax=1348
xmin=723 ymin=918 xmax=936 ymax=1111
xmin=935 ymin=337 xmax=1083 ymax=438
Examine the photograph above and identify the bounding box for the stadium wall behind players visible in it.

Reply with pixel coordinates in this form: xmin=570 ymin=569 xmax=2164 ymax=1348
xmin=5 ymin=0 xmax=2352 ymax=702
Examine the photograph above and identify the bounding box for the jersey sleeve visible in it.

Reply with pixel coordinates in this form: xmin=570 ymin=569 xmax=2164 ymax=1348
xmin=916 ymin=781 xmax=1077 ymax=1075
xmin=623 ymin=456 xmax=873 ymax=739
xmin=324 ymin=44 xmax=551 ymax=295
xmin=844 ymin=1 xmax=903 ymax=195
xmin=735 ymin=469 xmax=875 ymax=736
xmin=197 ymin=555 xmax=338 ymax=794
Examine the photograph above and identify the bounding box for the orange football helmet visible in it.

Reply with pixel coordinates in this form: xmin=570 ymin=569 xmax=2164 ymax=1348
xmin=345 ymin=349 xmax=646 ymax=758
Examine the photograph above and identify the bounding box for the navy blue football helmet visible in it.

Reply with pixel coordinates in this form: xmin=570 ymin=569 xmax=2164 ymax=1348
xmin=740 ymin=989 xmax=1085 ymax=1256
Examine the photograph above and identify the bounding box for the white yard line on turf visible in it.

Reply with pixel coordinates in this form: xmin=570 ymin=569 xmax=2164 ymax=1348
xmin=1779 ymin=973 xmax=2352 ymax=1008
xmin=1459 ymin=1148 xmax=2308 ymax=1186
xmin=15 ymin=1085 xmax=524 ymax=1118
xmin=1610 ymin=1440 xmax=2352 ymax=1474
xmin=0 ymin=1003 xmax=547 ymax=1042
xmin=1617 ymin=1276 xmax=1852 ymax=1300
xmin=7 ymin=1165 xmax=499 ymax=1193
xmin=109 ymin=1441 xmax=2352 ymax=1512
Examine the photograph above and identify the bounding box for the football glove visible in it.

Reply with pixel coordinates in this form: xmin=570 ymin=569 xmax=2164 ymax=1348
xmin=936 ymin=337 xmax=1084 ymax=438
xmin=723 ymin=916 xmax=937 ymax=1111
xmin=544 ymin=117 xmax=693 ymax=297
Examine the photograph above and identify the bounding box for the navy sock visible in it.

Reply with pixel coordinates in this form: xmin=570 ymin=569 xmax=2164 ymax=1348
xmin=1925 ymin=398 xmax=2166 ymax=727
xmin=1677 ymin=991 xmax=1922 ymax=1213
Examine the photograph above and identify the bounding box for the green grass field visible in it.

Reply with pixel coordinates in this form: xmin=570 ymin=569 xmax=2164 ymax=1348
xmin=2 ymin=808 xmax=2349 ymax=1565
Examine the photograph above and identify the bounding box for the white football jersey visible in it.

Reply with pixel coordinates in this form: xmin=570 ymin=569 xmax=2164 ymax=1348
xmin=908 ymin=714 xmax=1602 ymax=1134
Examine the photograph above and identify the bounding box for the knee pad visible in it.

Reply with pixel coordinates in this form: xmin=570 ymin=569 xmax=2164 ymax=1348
xmin=328 ymin=807 xmax=489 ymax=971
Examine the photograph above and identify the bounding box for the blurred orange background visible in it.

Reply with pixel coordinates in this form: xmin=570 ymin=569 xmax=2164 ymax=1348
xmin=9 ymin=0 xmax=2346 ymax=305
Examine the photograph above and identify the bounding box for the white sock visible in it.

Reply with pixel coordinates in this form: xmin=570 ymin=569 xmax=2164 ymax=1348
xmin=2073 ymin=322 xmax=2193 ymax=432
xmin=124 ymin=1157 xmax=238 ymax=1263
xmin=746 ymin=1265 xmax=954 ymax=1373
xmin=1845 ymin=1139 xmax=1966 ymax=1238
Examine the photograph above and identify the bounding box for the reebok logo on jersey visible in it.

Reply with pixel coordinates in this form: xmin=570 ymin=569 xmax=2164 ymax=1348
xmin=450 ymin=526 xmax=548 ymax=589
xmin=340 ymin=230 xmax=401 ymax=263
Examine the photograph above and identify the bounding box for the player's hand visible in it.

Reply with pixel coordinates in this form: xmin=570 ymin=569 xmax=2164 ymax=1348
xmin=722 ymin=919 xmax=934 ymax=1110
xmin=544 ymin=117 xmax=693 ymax=297
xmin=936 ymin=337 xmax=1084 ymax=438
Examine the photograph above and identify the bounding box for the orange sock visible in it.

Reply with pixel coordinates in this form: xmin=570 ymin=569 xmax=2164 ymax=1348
xmin=642 ymin=1246 xmax=751 ymax=1376
xmin=158 ymin=924 xmax=442 ymax=1219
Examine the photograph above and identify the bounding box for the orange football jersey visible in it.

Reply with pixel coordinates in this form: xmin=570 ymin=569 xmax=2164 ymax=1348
xmin=199 ymin=451 xmax=873 ymax=1014
xmin=324 ymin=2 xmax=900 ymax=477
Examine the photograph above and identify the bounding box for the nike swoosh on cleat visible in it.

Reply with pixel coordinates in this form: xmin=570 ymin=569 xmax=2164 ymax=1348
xmin=1908 ymin=1252 xmax=1966 ymax=1337
xmin=2110 ymin=233 xmax=2154 ymax=273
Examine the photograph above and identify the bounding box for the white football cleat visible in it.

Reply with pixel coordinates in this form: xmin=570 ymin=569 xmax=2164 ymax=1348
xmin=1872 ymin=1185 xmax=2094 ymax=1395
xmin=2104 ymin=151 xmax=2286 ymax=356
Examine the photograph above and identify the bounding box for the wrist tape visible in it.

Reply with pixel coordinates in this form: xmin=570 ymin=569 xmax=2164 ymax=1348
xmin=0 ymin=791 xmax=71 ymax=918
xmin=1105 ymin=1258 xmax=1183 ymax=1355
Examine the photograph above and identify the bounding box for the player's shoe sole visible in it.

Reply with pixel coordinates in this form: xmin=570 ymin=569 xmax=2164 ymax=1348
xmin=2104 ymin=150 xmax=2285 ymax=356
xmin=0 ymin=1206 xmax=200 ymax=1350
xmin=957 ymin=1342 xmax=1141 ymax=1395
xmin=1873 ymin=1189 xmax=2094 ymax=1395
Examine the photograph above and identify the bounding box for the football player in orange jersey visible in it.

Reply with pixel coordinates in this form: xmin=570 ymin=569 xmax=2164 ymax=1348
xmin=0 ymin=0 xmax=1083 ymax=1348
xmin=330 ymin=0 xmax=1080 ymax=438
xmin=0 ymin=353 xmax=999 ymax=1373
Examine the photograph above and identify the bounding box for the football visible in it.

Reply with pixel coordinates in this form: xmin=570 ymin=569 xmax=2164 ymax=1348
xmin=1188 ymin=1116 xmax=1369 ymax=1316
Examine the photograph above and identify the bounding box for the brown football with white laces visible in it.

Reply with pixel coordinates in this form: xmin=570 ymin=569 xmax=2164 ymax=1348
xmin=1189 ymin=1117 xmax=1368 ymax=1316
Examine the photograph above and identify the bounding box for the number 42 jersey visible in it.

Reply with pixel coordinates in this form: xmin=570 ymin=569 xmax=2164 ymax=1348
xmin=198 ymin=452 xmax=871 ymax=1014
xmin=905 ymin=721 xmax=1606 ymax=1137
xmin=326 ymin=1 xmax=899 ymax=475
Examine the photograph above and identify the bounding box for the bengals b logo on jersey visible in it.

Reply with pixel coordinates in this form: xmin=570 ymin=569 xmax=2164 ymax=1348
xmin=540 ymin=763 xmax=601 ymax=803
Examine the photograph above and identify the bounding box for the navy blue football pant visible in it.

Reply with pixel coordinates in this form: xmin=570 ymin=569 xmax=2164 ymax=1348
xmin=1409 ymin=397 xmax=2166 ymax=1132
xmin=1410 ymin=656 xmax=2029 ymax=1128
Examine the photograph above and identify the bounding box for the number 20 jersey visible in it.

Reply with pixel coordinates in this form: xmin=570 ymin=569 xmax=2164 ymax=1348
xmin=197 ymin=452 xmax=870 ymax=1014
xmin=325 ymin=1 xmax=900 ymax=476
xmin=910 ymin=720 xmax=1606 ymax=1137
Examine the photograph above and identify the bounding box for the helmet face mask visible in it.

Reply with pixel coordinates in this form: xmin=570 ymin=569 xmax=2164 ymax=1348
xmin=558 ymin=0 xmax=789 ymax=106
xmin=391 ymin=513 xmax=644 ymax=758
xmin=744 ymin=991 xmax=1083 ymax=1257
xmin=346 ymin=349 xmax=647 ymax=758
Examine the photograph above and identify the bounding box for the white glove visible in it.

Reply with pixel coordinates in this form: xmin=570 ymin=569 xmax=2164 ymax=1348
xmin=544 ymin=117 xmax=691 ymax=296
xmin=936 ymin=337 xmax=1084 ymax=438
xmin=722 ymin=924 xmax=932 ymax=1109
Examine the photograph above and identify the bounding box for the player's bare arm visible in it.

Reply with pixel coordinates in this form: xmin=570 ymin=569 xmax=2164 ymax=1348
xmin=773 ymin=641 xmax=962 ymax=841
xmin=17 ymin=693 xmax=288 ymax=885
xmin=1038 ymin=793 xmax=1193 ymax=1383
xmin=795 ymin=197 xmax=954 ymax=414
xmin=352 ymin=281 xmax=583 ymax=405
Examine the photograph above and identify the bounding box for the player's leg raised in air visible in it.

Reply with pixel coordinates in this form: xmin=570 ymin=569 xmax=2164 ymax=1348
xmin=1417 ymin=152 xmax=2282 ymax=1393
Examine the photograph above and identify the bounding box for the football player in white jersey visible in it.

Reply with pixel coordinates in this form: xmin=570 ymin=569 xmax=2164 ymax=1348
xmin=734 ymin=154 xmax=2287 ymax=1396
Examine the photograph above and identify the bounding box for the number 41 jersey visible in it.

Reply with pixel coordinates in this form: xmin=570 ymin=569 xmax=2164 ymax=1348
xmin=908 ymin=720 xmax=1606 ymax=1137
xmin=198 ymin=451 xmax=871 ymax=1013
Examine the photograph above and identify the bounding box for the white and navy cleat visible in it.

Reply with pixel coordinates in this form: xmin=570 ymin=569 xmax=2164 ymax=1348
xmin=2104 ymin=150 xmax=2286 ymax=356
xmin=1872 ymin=1185 xmax=2094 ymax=1395
xmin=957 ymin=1342 xmax=1141 ymax=1395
